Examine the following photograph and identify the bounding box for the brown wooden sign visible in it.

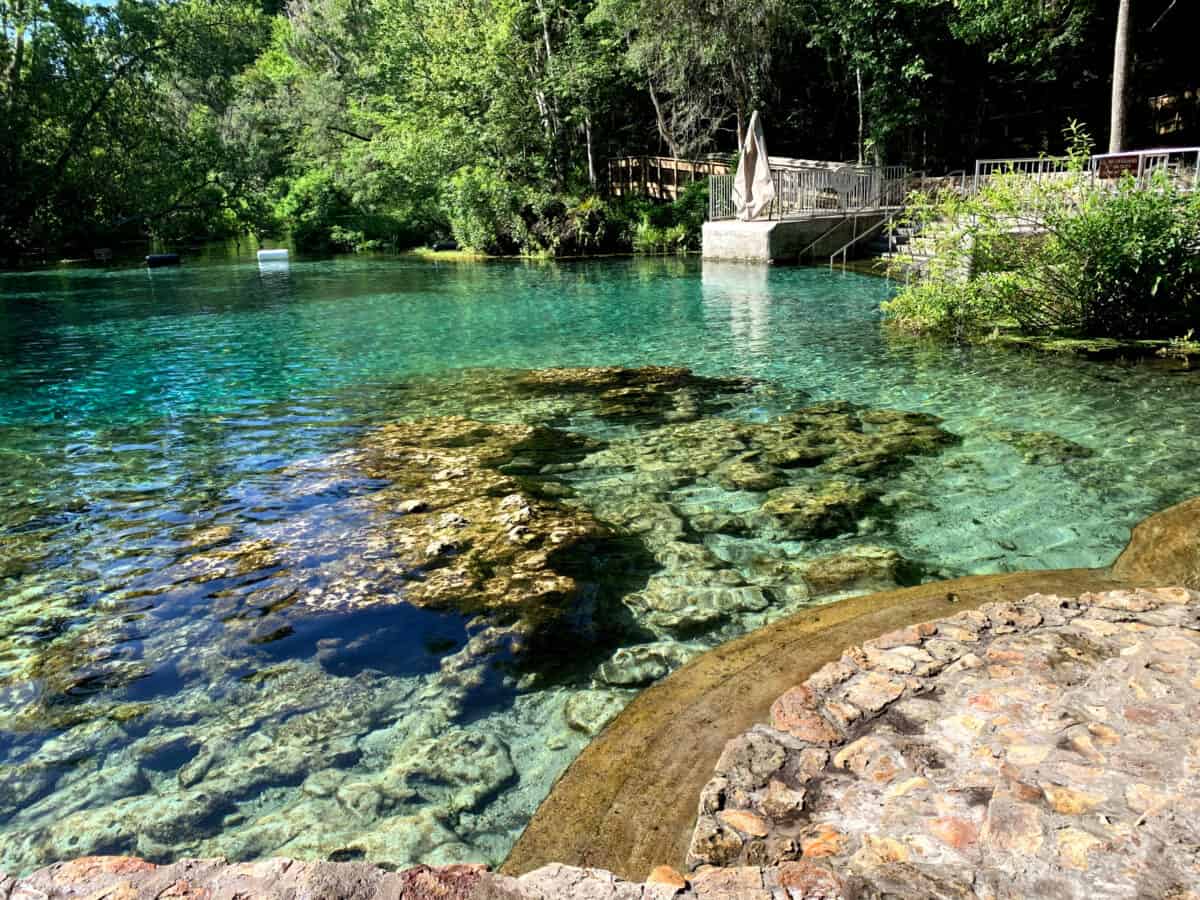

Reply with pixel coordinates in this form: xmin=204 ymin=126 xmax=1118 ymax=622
xmin=1097 ymin=154 xmax=1140 ymax=179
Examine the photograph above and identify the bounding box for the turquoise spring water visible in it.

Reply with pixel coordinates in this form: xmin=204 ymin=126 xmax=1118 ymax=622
xmin=0 ymin=253 xmax=1197 ymax=874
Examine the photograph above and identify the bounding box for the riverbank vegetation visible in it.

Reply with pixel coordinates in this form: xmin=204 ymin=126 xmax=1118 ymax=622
xmin=884 ymin=127 xmax=1200 ymax=341
xmin=0 ymin=0 xmax=1194 ymax=261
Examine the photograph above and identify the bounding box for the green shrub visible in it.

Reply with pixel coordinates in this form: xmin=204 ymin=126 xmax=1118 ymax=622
xmin=619 ymin=179 xmax=707 ymax=254
xmin=1058 ymin=183 xmax=1200 ymax=337
xmin=275 ymin=170 xmax=354 ymax=250
xmin=671 ymin=178 xmax=709 ymax=241
xmin=524 ymin=194 xmax=625 ymax=256
xmin=885 ymin=127 xmax=1200 ymax=340
xmin=441 ymin=165 xmax=527 ymax=253
xmin=274 ymin=170 xmax=422 ymax=252
xmin=632 ymin=217 xmax=690 ymax=254
xmin=439 ymin=167 xmax=709 ymax=256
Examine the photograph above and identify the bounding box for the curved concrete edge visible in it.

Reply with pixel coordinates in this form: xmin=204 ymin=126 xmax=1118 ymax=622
xmin=504 ymin=496 xmax=1200 ymax=882
xmin=500 ymin=568 xmax=1132 ymax=880
xmin=1112 ymin=496 xmax=1200 ymax=588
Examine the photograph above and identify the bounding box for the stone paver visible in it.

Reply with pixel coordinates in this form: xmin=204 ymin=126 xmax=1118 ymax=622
xmin=688 ymin=586 xmax=1200 ymax=898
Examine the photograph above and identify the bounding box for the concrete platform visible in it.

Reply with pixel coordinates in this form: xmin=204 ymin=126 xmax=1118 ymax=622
xmin=702 ymin=214 xmax=887 ymax=264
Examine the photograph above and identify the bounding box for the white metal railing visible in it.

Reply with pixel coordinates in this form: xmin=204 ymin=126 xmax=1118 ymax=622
xmin=1091 ymin=147 xmax=1200 ymax=191
xmin=709 ymin=173 xmax=735 ymax=221
xmin=708 ymin=163 xmax=907 ymax=221
xmin=973 ymin=148 xmax=1200 ymax=194
xmin=972 ymin=157 xmax=1074 ymax=193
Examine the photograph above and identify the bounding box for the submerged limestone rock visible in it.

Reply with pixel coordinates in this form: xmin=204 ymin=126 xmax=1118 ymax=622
xmin=714 ymin=458 xmax=786 ymax=492
xmin=587 ymin=401 xmax=956 ymax=501
xmin=624 ymin=574 xmax=772 ymax=636
xmin=988 ymin=428 xmax=1095 ymax=465
xmin=393 ymin=364 xmax=762 ymax=429
xmin=353 ymin=416 xmax=614 ymax=630
xmin=759 ymin=481 xmax=876 ymax=538
xmin=563 ymin=689 xmax=629 ymax=735
xmin=597 ymin=641 xmax=703 ymax=687
xmin=386 ymin=728 xmax=517 ymax=815
xmin=171 ymin=416 xmax=619 ymax=638
xmin=512 ymin=365 xmax=757 ymax=424
xmin=801 ymin=545 xmax=915 ymax=596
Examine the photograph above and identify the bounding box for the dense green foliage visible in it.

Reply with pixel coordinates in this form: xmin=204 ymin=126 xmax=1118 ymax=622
xmin=0 ymin=1 xmax=277 ymax=256
xmin=0 ymin=0 xmax=1193 ymax=259
xmin=884 ymin=132 xmax=1200 ymax=340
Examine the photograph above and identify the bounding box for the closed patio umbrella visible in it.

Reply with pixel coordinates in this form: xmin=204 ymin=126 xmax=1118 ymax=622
xmin=732 ymin=111 xmax=776 ymax=221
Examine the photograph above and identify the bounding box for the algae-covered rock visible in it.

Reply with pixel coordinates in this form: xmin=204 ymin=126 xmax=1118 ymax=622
xmin=760 ymin=481 xmax=876 ymax=538
xmin=597 ymin=642 xmax=703 ymax=687
xmin=513 ymin=366 xmax=756 ymax=424
xmin=801 ymin=545 xmax=915 ymax=596
xmin=714 ymin=458 xmax=786 ymax=492
xmin=584 ymin=400 xmax=957 ymax=540
xmin=0 ymin=532 xmax=52 ymax=580
xmin=394 ymin=364 xmax=761 ymax=429
xmin=626 ymin=574 xmax=772 ymax=636
xmin=988 ymin=429 xmax=1095 ymax=465
xmin=387 ymin=728 xmax=517 ymax=815
xmin=563 ymin=689 xmax=629 ymax=735
xmin=172 ymin=416 xmax=621 ymax=638
xmin=354 ymin=417 xmax=615 ymax=631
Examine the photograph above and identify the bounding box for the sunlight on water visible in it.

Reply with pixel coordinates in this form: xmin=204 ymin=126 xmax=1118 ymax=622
xmin=0 ymin=253 xmax=1196 ymax=874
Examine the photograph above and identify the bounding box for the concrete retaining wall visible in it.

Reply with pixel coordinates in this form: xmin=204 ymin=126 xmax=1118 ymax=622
xmin=702 ymin=214 xmax=887 ymax=264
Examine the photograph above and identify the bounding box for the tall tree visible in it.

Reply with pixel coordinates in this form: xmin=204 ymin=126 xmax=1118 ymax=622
xmin=1109 ymin=0 xmax=1132 ymax=152
xmin=0 ymin=0 xmax=273 ymax=256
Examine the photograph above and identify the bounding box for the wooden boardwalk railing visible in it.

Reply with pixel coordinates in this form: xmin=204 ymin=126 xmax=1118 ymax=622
xmin=608 ymin=156 xmax=731 ymax=201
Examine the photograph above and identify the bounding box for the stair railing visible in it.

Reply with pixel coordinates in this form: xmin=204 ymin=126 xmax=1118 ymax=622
xmin=828 ymin=208 xmax=903 ymax=268
xmin=795 ymin=216 xmax=851 ymax=261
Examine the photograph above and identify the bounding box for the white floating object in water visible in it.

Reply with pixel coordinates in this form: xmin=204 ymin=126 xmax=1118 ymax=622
xmin=257 ymin=248 xmax=289 ymax=261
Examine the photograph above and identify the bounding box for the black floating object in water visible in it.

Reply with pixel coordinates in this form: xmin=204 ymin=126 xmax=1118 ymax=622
xmin=145 ymin=253 xmax=181 ymax=268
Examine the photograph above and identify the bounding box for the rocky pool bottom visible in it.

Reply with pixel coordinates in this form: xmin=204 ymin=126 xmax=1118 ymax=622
xmin=7 ymin=583 xmax=1199 ymax=899
xmin=0 ymin=364 xmax=1165 ymax=877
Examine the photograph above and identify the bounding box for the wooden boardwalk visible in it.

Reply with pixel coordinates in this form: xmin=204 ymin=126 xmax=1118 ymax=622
xmin=607 ymin=156 xmax=730 ymax=201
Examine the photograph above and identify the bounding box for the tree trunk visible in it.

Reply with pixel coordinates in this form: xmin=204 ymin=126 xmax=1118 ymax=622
xmin=1109 ymin=0 xmax=1133 ymax=153
xmin=584 ymin=115 xmax=596 ymax=187
xmin=856 ymin=66 xmax=865 ymax=165
xmin=647 ymin=80 xmax=680 ymax=158
xmin=4 ymin=0 xmax=27 ymax=116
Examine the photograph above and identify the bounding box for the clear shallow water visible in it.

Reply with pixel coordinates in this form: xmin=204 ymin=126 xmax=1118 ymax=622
xmin=0 ymin=254 xmax=1197 ymax=874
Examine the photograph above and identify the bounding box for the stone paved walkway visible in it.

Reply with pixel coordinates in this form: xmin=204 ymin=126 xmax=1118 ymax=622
xmin=688 ymin=585 xmax=1200 ymax=898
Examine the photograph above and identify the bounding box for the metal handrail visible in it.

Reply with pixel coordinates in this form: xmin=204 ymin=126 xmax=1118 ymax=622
xmin=813 ymin=168 xmax=919 ymax=263
xmin=795 ymin=216 xmax=850 ymax=261
xmin=970 ymin=148 xmax=1200 ymax=194
xmin=709 ymin=162 xmax=907 ymax=222
xmin=828 ymin=208 xmax=901 ymax=268
xmin=972 ymin=157 xmax=1073 ymax=193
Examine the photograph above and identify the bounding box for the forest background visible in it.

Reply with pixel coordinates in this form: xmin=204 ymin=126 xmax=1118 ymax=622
xmin=0 ymin=0 xmax=1194 ymax=259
